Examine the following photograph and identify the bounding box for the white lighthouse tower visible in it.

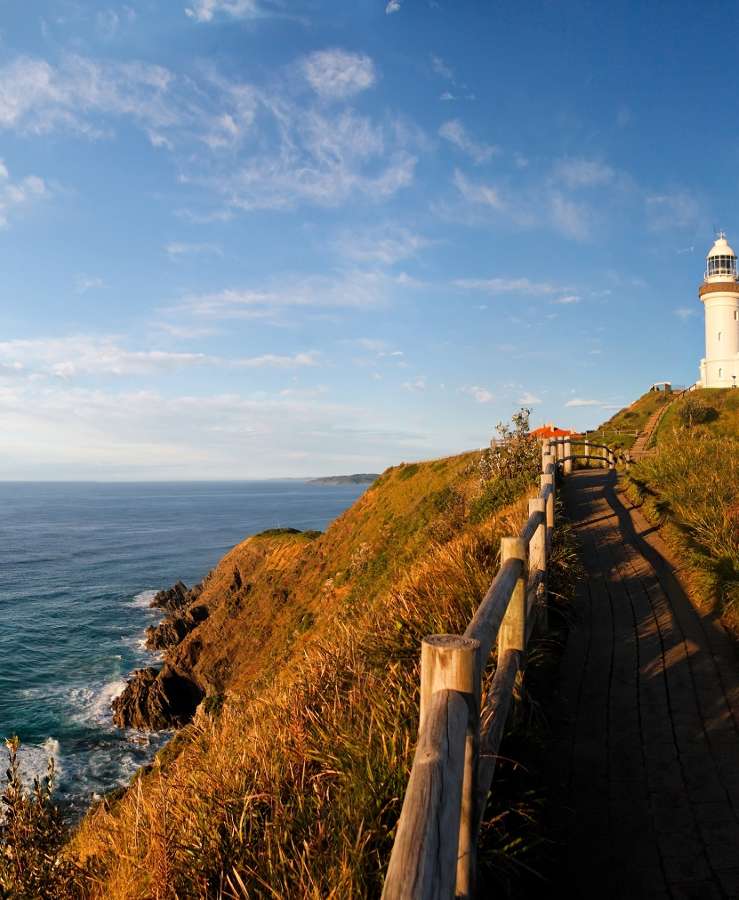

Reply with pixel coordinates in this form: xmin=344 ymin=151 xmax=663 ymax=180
xmin=698 ymin=233 xmax=739 ymax=388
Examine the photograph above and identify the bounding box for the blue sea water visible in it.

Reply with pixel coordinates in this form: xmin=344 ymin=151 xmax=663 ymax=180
xmin=0 ymin=480 xmax=366 ymax=813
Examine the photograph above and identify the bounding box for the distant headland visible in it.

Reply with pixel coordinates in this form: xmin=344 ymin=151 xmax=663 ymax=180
xmin=309 ymin=473 xmax=379 ymax=485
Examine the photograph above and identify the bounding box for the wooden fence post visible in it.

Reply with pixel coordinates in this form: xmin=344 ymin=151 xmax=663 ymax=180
xmin=498 ymin=538 xmax=526 ymax=655
xmin=528 ymin=497 xmax=547 ymax=631
xmin=540 ymin=471 xmax=555 ymax=554
xmin=608 ymin=448 xmax=615 ymax=471
xmin=584 ymin=439 xmax=590 ymax=467
xmin=420 ymin=635 xmax=480 ymax=899
xmin=563 ymin=438 xmax=572 ymax=475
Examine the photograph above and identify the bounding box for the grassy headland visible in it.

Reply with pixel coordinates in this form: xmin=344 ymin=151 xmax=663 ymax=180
xmin=2 ymin=445 xmax=577 ymax=898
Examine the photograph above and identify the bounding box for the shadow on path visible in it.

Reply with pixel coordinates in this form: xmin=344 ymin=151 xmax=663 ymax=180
xmin=545 ymin=470 xmax=739 ymax=900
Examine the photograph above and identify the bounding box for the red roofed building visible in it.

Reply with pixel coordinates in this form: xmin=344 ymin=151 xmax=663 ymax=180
xmin=529 ymin=423 xmax=579 ymax=439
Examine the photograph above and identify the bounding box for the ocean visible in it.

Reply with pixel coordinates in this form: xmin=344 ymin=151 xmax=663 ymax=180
xmin=0 ymin=480 xmax=366 ymax=814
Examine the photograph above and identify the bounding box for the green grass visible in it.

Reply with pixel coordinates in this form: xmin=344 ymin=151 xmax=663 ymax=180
xmin=585 ymin=390 xmax=673 ymax=450
xmin=654 ymin=387 xmax=739 ymax=443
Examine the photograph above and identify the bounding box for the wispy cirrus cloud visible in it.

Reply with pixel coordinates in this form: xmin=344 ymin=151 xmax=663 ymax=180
xmin=185 ymin=0 xmax=266 ymax=22
xmin=175 ymin=270 xmax=395 ymax=320
xmin=0 ymin=55 xmax=178 ymax=141
xmin=439 ymin=119 xmax=497 ymax=164
xmin=552 ymin=158 xmax=614 ymax=189
xmin=333 ymin=225 xmax=430 ymax=265
xmin=461 ymin=384 xmax=494 ymax=403
xmin=0 ymin=161 xmax=47 ymax=226
xmin=302 ymin=49 xmax=376 ymax=100
xmin=385 ymin=1 xmax=401 ymax=13
xmin=453 ymin=277 xmax=561 ymax=295
xmin=565 ymin=397 xmax=603 ymax=407
xmin=452 ymin=168 xmax=504 ymax=209
xmin=74 ymin=275 xmax=105 ymax=294
xmin=0 ymin=336 xmax=320 ymax=378
xmin=165 ymin=241 xmax=223 ymax=259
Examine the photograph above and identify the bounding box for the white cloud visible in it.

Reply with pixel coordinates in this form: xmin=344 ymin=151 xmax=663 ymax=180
xmin=385 ymin=0 xmax=401 ymax=13
xmin=518 ymin=391 xmax=541 ymax=404
xmin=439 ymin=119 xmax=497 ymax=164
xmin=177 ymin=270 xmax=393 ymax=320
xmin=403 ymin=376 xmax=427 ymax=392
xmin=195 ymin=103 xmax=416 ymax=210
xmin=553 ymin=158 xmax=614 ymax=189
xmin=553 ymin=294 xmax=580 ymax=305
xmin=0 ymin=336 xmax=319 ymax=378
xmin=431 ymin=55 xmax=454 ymax=82
xmin=646 ymin=192 xmax=701 ymax=231
xmin=461 ymin=385 xmax=494 ymax=404
xmin=165 ymin=241 xmax=223 ymax=259
xmin=549 ymin=192 xmax=590 ymax=240
xmin=565 ymin=398 xmax=603 ymax=407
xmin=0 ymin=161 xmax=47 ymax=227
xmin=302 ymin=50 xmax=376 ymax=100
xmin=334 ymin=226 xmax=429 ymax=264
xmin=674 ymin=306 xmax=697 ymax=320
xmin=185 ymin=0 xmax=264 ymax=22
xmin=75 ymin=275 xmax=105 ymax=294
xmin=452 ymin=168 xmax=504 ymax=209
xmin=454 ymin=277 xmax=560 ymax=295
xmin=0 ymin=55 xmax=177 ymax=140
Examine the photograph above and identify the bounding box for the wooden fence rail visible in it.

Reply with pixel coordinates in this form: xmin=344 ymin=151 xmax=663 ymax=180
xmin=382 ymin=436 xmax=616 ymax=899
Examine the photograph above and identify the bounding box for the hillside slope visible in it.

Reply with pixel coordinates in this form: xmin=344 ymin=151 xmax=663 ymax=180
xmin=57 ymin=450 xmax=547 ymax=898
xmin=606 ymin=389 xmax=739 ymax=637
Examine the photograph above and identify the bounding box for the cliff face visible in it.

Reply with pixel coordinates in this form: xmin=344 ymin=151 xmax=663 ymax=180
xmin=113 ymin=456 xmax=481 ymax=731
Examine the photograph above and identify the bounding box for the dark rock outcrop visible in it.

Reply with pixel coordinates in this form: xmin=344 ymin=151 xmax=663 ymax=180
xmin=145 ymin=602 xmax=209 ymax=651
xmin=150 ymin=580 xmax=203 ymax=612
xmin=112 ymin=665 xmax=204 ymax=730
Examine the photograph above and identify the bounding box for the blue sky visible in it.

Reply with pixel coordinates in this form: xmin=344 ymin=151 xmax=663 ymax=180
xmin=0 ymin=0 xmax=729 ymax=479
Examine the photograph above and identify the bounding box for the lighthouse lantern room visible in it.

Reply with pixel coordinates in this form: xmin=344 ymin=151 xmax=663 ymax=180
xmin=698 ymin=233 xmax=739 ymax=388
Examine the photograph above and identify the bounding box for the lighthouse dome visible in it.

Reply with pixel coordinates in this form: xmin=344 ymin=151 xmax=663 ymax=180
xmin=705 ymin=232 xmax=737 ymax=280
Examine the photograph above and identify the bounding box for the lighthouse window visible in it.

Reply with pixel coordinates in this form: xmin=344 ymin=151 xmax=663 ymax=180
xmin=719 ymin=368 xmax=723 ymax=377
xmin=718 ymin=332 xmax=722 ymax=341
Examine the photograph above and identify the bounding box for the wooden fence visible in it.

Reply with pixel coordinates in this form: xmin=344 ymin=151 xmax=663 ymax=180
xmin=382 ymin=436 xmax=616 ymax=900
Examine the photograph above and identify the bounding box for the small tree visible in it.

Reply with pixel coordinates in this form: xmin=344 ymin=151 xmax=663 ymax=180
xmin=479 ymin=408 xmax=540 ymax=485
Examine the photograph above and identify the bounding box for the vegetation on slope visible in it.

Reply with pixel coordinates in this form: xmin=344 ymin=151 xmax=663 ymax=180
xmin=619 ymin=388 xmax=739 ymax=635
xmin=2 ymin=430 xmax=577 ymax=898
xmin=586 ymin=389 xmax=673 ymax=450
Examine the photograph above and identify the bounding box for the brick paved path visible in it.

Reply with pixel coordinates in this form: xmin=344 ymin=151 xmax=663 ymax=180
xmin=550 ymin=470 xmax=739 ymax=899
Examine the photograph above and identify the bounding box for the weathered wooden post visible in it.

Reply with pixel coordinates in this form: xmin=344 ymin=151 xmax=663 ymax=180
xmin=528 ymin=497 xmax=547 ymax=631
xmin=541 ymin=465 xmax=555 ymax=554
xmin=383 ymin=634 xmax=480 ymax=900
xmin=498 ymin=538 xmax=527 ymax=656
xmin=563 ymin=437 xmax=572 ymax=475
xmin=584 ymin=439 xmax=590 ymax=467
xmin=420 ymin=635 xmax=480 ymax=899
xmin=608 ymin=448 xmax=615 ymax=471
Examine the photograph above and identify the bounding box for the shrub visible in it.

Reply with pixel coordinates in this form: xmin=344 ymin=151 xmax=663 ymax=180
xmin=678 ymin=396 xmax=718 ymax=427
xmin=478 ymin=409 xmax=540 ymax=486
xmin=0 ymin=738 xmax=78 ymax=899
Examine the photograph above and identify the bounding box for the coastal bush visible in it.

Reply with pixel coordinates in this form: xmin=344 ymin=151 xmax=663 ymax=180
xmin=678 ymin=396 xmax=718 ymax=427
xmin=0 ymin=738 xmax=78 ymax=899
xmin=479 ymin=408 xmax=540 ymax=486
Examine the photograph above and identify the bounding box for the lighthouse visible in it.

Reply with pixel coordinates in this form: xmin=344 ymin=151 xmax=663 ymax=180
xmin=698 ymin=233 xmax=739 ymax=388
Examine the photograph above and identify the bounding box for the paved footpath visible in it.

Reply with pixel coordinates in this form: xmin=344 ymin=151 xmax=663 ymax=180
xmin=550 ymin=469 xmax=739 ymax=899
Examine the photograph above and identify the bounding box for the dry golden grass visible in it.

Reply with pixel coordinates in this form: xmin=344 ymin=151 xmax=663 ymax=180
xmin=626 ymin=427 xmax=739 ymax=633
xmin=61 ymin=454 xmax=541 ymax=898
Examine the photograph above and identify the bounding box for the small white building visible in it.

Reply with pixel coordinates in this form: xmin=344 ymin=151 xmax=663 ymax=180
xmin=698 ymin=233 xmax=739 ymax=388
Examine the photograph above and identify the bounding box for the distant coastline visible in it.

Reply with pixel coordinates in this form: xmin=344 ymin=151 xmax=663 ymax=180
xmin=308 ymin=473 xmax=379 ymax=485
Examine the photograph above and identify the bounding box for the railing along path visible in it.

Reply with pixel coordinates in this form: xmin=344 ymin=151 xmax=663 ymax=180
xmin=382 ymin=437 xmax=616 ymax=900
